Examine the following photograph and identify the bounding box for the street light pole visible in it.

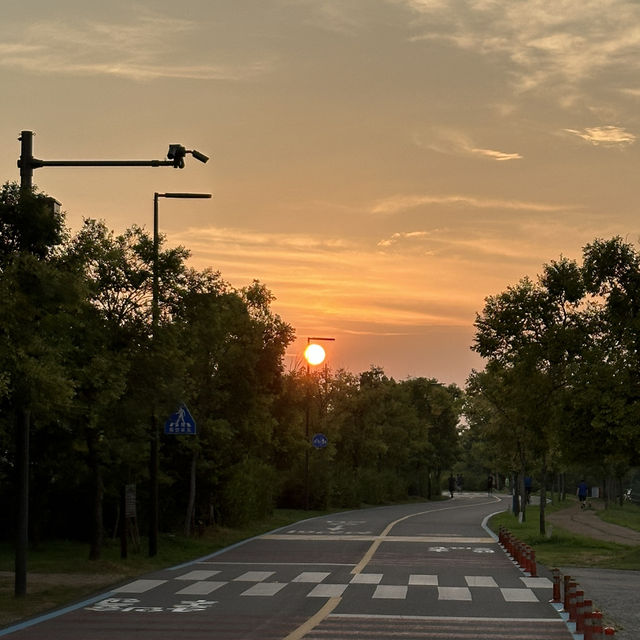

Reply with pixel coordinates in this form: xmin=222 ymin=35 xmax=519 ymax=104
xmin=13 ymin=130 xmax=210 ymax=594
xmin=149 ymin=192 xmax=211 ymax=557
xmin=303 ymin=337 xmax=335 ymax=510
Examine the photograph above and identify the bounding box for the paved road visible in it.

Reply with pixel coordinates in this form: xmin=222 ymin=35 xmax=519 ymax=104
xmin=2 ymin=494 xmax=573 ymax=639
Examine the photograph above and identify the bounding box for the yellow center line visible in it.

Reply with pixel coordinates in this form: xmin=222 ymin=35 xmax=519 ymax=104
xmin=352 ymin=498 xmax=500 ymax=575
xmin=277 ymin=496 xmax=501 ymax=639
xmin=281 ymin=597 xmax=341 ymax=640
xmin=262 ymin=534 xmax=494 ymax=543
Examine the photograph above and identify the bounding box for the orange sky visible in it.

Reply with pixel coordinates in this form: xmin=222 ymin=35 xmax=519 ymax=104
xmin=3 ymin=1 xmax=640 ymax=386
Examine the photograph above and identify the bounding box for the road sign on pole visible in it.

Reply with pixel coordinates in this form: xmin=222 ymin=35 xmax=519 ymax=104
xmin=312 ymin=433 xmax=328 ymax=449
xmin=164 ymin=404 xmax=197 ymax=435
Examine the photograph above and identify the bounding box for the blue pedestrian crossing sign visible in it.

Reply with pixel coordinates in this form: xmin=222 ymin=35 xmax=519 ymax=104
xmin=164 ymin=404 xmax=197 ymax=435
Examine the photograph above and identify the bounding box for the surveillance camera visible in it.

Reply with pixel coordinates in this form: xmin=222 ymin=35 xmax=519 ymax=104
xmin=190 ymin=149 xmax=209 ymax=164
xmin=167 ymin=144 xmax=186 ymax=168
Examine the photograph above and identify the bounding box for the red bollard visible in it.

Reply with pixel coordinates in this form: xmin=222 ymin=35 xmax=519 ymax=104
xmin=563 ymin=575 xmax=571 ymax=612
xmin=576 ymin=590 xmax=585 ymax=633
xmin=551 ymin=568 xmax=561 ymax=602
xmin=568 ymin=582 xmax=577 ymax=622
xmin=592 ymin=611 xmax=603 ymax=638
xmin=604 ymin=627 xmax=615 ymax=636
xmin=583 ymin=601 xmax=593 ymax=640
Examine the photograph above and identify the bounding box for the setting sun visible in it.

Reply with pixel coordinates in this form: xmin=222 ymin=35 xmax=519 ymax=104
xmin=304 ymin=343 xmax=326 ymax=366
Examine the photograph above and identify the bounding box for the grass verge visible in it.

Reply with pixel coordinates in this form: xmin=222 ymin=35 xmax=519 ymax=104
xmin=489 ymin=501 xmax=640 ymax=571
xmin=0 ymin=508 xmax=328 ymax=629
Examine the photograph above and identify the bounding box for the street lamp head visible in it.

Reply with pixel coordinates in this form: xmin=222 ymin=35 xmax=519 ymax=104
xmin=158 ymin=192 xmax=212 ymax=199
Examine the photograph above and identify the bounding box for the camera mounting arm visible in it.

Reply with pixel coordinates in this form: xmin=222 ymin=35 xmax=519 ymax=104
xmin=18 ymin=131 xmax=209 ymax=191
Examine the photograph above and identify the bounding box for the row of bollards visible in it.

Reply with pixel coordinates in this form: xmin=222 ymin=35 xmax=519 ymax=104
xmin=498 ymin=527 xmax=616 ymax=638
xmin=549 ymin=569 xmax=616 ymax=638
xmin=497 ymin=526 xmax=537 ymax=576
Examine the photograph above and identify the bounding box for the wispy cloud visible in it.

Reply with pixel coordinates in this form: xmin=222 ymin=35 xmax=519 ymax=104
xmin=415 ymin=129 xmax=522 ymax=161
xmin=371 ymin=194 xmax=575 ymax=215
xmin=0 ymin=12 xmax=274 ymax=81
xmin=563 ymin=125 xmax=636 ymax=146
xmin=393 ymin=0 xmax=640 ymax=95
xmin=377 ymin=231 xmax=432 ymax=248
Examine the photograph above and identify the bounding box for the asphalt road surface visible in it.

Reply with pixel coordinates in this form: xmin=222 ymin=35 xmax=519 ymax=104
xmin=3 ymin=494 xmax=573 ymax=639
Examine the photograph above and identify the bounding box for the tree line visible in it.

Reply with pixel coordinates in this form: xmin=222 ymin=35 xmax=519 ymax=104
xmin=0 ymin=183 xmax=461 ymax=561
xmin=465 ymin=237 xmax=640 ymax=531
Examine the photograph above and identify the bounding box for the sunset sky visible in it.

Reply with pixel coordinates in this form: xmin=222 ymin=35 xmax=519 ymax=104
xmin=2 ymin=1 xmax=640 ymax=386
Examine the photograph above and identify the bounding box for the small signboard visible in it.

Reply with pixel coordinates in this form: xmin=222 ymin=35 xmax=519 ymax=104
xmin=164 ymin=404 xmax=197 ymax=435
xmin=312 ymin=433 xmax=328 ymax=449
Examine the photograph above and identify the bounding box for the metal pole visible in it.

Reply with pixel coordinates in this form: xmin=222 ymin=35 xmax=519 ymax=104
xmin=148 ymin=192 xmax=210 ymax=555
xmin=15 ymin=129 xmax=34 ymax=596
xmin=305 ymin=357 xmax=310 ymax=510
xmin=149 ymin=194 xmax=160 ymax=557
xmin=18 ymin=131 xmax=34 ymax=193
xmin=14 ymin=408 xmax=30 ymax=596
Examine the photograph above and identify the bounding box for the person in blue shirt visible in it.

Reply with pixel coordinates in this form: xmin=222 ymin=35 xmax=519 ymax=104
xmin=577 ymin=480 xmax=588 ymax=508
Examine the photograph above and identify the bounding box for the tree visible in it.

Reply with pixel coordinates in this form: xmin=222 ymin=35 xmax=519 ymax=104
xmin=0 ymin=182 xmax=78 ymax=595
xmin=472 ymin=258 xmax=586 ymax=530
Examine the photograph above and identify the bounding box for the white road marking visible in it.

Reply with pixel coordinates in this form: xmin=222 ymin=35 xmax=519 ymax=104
xmin=330 ymin=613 xmax=565 ymax=623
xmin=175 ymin=570 xmax=220 ymax=581
xmin=465 ymin=576 xmax=498 ymax=587
xmin=409 ymin=574 xmax=439 ymax=586
xmin=263 ymin=534 xmax=494 ymax=543
xmin=521 ymin=577 xmax=553 ymax=588
xmin=233 ymin=571 xmax=275 ymax=582
xmin=307 ymin=584 xmax=349 ymax=598
xmin=373 ymin=585 xmax=408 ymax=599
xmin=114 ymin=580 xmax=167 ymax=593
xmin=438 ymin=586 xmax=472 ymax=601
xmin=350 ymin=573 xmax=383 ymax=584
xmin=241 ymin=582 xmax=287 ymax=596
xmin=501 ymin=588 xmax=539 ymax=602
xmin=292 ymin=572 xmax=331 ymax=583
xmin=176 ymin=581 xmax=227 ymax=595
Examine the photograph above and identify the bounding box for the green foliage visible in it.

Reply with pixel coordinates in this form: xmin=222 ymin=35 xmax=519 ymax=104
xmin=468 ymin=237 xmax=640 ymax=530
xmin=0 ymin=181 xmax=465 ymax=557
xmin=220 ymin=457 xmax=279 ymax=526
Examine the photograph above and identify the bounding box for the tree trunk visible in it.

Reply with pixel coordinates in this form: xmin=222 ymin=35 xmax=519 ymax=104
xmin=539 ymin=455 xmax=547 ymax=536
xmin=87 ymin=431 xmax=104 ymax=561
xmin=15 ymin=407 xmax=30 ymax=597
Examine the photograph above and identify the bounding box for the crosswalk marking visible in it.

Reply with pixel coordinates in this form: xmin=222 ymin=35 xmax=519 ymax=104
xmin=241 ymin=582 xmax=288 ymax=596
xmin=408 ymin=574 xmax=438 ymax=586
xmin=175 ymin=581 xmax=227 ymax=595
xmin=373 ymin=585 xmax=408 ymax=599
xmin=115 ymin=579 xmax=167 ymax=593
xmin=175 ymin=570 xmax=220 ymax=581
xmin=234 ymin=571 xmax=275 ymax=582
xmin=521 ymin=577 xmax=553 ymax=588
xmin=103 ymin=571 xmax=551 ymax=604
xmin=292 ymin=572 xmax=331 ymax=583
xmin=438 ymin=586 xmax=472 ymax=601
xmin=465 ymin=576 xmax=498 ymax=587
xmin=308 ymin=584 xmax=349 ymax=598
xmin=501 ymin=588 xmax=539 ymax=602
xmin=350 ymin=573 xmax=383 ymax=584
